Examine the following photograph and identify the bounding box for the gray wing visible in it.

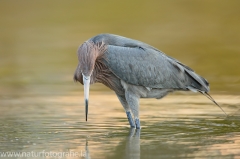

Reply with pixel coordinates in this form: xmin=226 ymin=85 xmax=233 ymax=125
xmin=105 ymin=45 xmax=209 ymax=92
xmin=91 ymin=34 xmax=209 ymax=92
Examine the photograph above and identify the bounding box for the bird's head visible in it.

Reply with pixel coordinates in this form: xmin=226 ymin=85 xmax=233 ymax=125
xmin=78 ymin=41 xmax=98 ymax=77
xmin=74 ymin=41 xmax=106 ymax=121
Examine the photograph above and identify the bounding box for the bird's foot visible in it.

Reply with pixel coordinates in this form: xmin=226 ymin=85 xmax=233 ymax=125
xmin=135 ymin=118 xmax=141 ymax=129
xmin=128 ymin=127 xmax=141 ymax=137
xmin=135 ymin=128 xmax=141 ymax=136
xmin=129 ymin=127 xmax=136 ymax=137
xmin=126 ymin=111 xmax=135 ymax=128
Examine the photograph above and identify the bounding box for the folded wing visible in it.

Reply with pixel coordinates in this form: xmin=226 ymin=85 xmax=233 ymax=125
xmin=104 ymin=43 xmax=209 ymax=92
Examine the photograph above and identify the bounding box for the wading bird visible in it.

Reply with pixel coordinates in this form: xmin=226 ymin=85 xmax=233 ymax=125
xmin=74 ymin=33 xmax=226 ymax=129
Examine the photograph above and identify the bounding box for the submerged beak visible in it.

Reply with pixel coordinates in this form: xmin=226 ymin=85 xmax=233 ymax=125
xmin=83 ymin=74 xmax=90 ymax=121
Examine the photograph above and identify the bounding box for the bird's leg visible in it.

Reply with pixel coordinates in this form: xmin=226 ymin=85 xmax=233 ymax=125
xmin=116 ymin=95 xmax=135 ymax=128
xmin=126 ymin=111 xmax=135 ymax=127
xmin=125 ymin=91 xmax=141 ymax=129
xmin=135 ymin=119 xmax=141 ymax=129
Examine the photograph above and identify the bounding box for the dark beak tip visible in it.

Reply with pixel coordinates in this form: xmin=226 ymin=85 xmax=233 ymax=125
xmin=85 ymin=99 xmax=88 ymax=122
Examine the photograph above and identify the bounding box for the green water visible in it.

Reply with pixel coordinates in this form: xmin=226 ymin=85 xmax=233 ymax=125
xmin=0 ymin=0 xmax=240 ymax=158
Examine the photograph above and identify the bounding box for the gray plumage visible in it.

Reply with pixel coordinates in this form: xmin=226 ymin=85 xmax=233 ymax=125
xmin=74 ymin=33 xmax=226 ymax=129
xmin=90 ymin=34 xmax=209 ymax=92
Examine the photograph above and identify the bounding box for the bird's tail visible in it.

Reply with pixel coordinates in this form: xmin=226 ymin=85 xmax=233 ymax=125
xmin=167 ymin=56 xmax=226 ymax=116
xmin=181 ymin=64 xmax=227 ymax=116
xmin=198 ymin=91 xmax=227 ymax=116
xmin=184 ymin=67 xmax=210 ymax=93
xmin=170 ymin=59 xmax=210 ymax=93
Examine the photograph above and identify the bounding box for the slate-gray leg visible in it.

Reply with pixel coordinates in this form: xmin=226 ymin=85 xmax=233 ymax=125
xmin=125 ymin=91 xmax=141 ymax=129
xmin=116 ymin=94 xmax=135 ymax=128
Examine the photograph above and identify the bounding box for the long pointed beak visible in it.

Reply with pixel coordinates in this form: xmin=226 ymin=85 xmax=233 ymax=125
xmin=83 ymin=74 xmax=90 ymax=121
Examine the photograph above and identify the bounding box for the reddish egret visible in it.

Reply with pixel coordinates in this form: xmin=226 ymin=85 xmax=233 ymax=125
xmin=74 ymin=33 xmax=226 ymax=129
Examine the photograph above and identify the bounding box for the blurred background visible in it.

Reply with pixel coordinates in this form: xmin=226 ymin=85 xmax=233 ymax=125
xmin=0 ymin=0 xmax=240 ymax=96
xmin=0 ymin=1 xmax=240 ymax=158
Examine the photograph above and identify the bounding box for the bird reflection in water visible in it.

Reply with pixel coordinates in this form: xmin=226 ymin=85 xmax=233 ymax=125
xmin=125 ymin=128 xmax=141 ymax=159
xmin=84 ymin=128 xmax=141 ymax=159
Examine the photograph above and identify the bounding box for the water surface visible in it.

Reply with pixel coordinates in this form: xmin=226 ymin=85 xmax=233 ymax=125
xmin=0 ymin=93 xmax=240 ymax=158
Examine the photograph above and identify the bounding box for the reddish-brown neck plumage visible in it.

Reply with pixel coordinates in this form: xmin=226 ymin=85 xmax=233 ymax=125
xmin=78 ymin=41 xmax=107 ymax=77
xmin=74 ymin=41 xmax=124 ymax=95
